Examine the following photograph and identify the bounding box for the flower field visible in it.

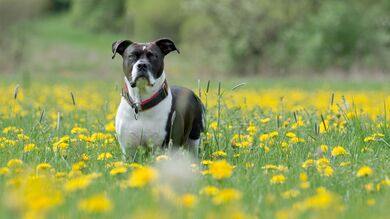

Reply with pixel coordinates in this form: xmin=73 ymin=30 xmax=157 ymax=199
xmin=0 ymin=82 xmax=389 ymax=219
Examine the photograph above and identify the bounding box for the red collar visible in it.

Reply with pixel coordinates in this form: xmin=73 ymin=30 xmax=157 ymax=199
xmin=122 ymin=80 xmax=169 ymax=113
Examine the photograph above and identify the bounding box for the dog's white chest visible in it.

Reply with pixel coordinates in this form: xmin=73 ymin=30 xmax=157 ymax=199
xmin=115 ymin=94 xmax=172 ymax=154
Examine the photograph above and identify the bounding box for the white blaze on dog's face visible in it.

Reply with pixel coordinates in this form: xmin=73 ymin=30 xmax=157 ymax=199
xmin=112 ymin=38 xmax=180 ymax=92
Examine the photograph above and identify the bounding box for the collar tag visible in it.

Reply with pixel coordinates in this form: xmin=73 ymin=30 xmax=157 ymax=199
xmin=133 ymin=103 xmax=140 ymax=120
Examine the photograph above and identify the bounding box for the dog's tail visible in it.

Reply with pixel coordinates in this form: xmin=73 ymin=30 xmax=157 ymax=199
xmin=196 ymin=95 xmax=206 ymax=133
xmin=188 ymin=94 xmax=206 ymax=141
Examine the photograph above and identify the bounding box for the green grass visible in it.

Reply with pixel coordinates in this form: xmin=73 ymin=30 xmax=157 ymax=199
xmin=0 ymin=79 xmax=389 ymax=219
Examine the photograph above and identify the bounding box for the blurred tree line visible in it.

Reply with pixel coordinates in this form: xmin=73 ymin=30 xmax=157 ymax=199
xmin=1 ymin=0 xmax=389 ymax=75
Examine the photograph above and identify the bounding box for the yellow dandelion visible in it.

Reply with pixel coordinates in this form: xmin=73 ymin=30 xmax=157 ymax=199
xmin=299 ymin=172 xmax=310 ymax=189
xmin=71 ymin=126 xmax=89 ymax=134
xmin=331 ymin=146 xmax=348 ymax=157
xmin=290 ymin=137 xmax=305 ymax=143
xmin=212 ymin=150 xmax=227 ymax=157
xmin=280 ymin=141 xmax=289 ymax=150
xmin=316 ymin=157 xmax=330 ymax=166
xmin=286 ymin=132 xmax=296 ymax=138
xmin=110 ymin=166 xmax=127 ymax=175
xmin=0 ymin=167 xmax=10 ymax=175
xmin=320 ymin=144 xmax=328 ymax=153
xmin=247 ymin=123 xmax=257 ymax=135
xmin=231 ymin=134 xmax=253 ymax=148
xmin=97 ymin=152 xmax=113 ymax=160
xmin=7 ymin=159 xmax=23 ymax=168
xmin=201 ymin=160 xmax=213 ymax=165
xmin=259 ymin=134 xmax=270 ymax=142
xmin=282 ymin=189 xmax=300 ymax=199
xmin=339 ymin=161 xmax=351 ymax=167
xmin=260 ymin=118 xmax=270 ymax=123
xmin=17 ymin=134 xmax=30 ymax=141
xmin=269 ymin=131 xmax=279 ymax=137
xmin=367 ymin=198 xmax=375 ymax=206
xmin=178 ymin=193 xmax=198 ymax=208
xmin=55 ymin=172 xmax=67 ymax=178
xmin=271 ymin=175 xmax=286 ymax=184
xmin=36 ymin=163 xmax=51 ymax=171
xmin=23 ymin=143 xmax=36 ymax=153
xmin=128 ymin=163 xmax=143 ymax=169
xmin=81 ymin=153 xmax=90 ymax=161
xmin=64 ymin=173 xmax=101 ymax=192
xmin=208 ymin=160 xmax=233 ymax=180
xmin=212 ymin=188 xmax=242 ymax=205
xmin=357 ymin=166 xmax=373 ymax=177
xmin=209 ymin=121 xmax=218 ymax=130
xmin=78 ymin=194 xmax=113 ymax=213
xmin=302 ymin=159 xmax=315 ymax=168
xmin=128 ymin=166 xmax=158 ymax=188
xmin=200 ymin=186 xmax=219 ymax=196
xmin=105 ymin=122 xmax=116 ymax=132
xmin=259 ymin=143 xmax=270 ymax=153
xmin=72 ymin=161 xmax=86 ymax=171
xmin=317 ymin=165 xmax=334 ymax=177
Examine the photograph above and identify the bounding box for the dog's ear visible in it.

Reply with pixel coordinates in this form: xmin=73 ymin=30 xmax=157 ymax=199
xmin=155 ymin=38 xmax=180 ymax=55
xmin=112 ymin=40 xmax=133 ymax=59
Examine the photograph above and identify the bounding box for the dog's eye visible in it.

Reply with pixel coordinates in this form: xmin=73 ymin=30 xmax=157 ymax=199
xmin=129 ymin=54 xmax=138 ymax=60
xmin=146 ymin=52 xmax=156 ymax=59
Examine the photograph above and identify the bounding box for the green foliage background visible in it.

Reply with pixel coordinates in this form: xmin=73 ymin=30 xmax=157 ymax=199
xmin=1 ymin=0 xmax=389 ymax=76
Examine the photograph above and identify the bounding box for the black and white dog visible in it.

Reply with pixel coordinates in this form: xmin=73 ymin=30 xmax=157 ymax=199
xmin=112 ymin=38 xmax=205 ymax=156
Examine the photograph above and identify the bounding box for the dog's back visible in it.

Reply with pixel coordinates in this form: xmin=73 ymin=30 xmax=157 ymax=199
xmin=165 ymin=86 xmax=205 ymax=153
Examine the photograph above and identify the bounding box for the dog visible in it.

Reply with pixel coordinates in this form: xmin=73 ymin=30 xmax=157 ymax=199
xmin=112 ymin=38 xmax=205 ymax=157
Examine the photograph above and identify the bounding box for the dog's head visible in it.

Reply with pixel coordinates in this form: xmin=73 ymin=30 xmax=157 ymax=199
xmin=112 ymin=38 xmax=179 ymax=88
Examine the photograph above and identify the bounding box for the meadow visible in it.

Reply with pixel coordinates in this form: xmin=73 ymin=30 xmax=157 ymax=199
xmin=0 ymin=79 xmax=389 ymax=219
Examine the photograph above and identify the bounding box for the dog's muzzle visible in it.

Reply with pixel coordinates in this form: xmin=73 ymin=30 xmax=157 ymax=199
xmin=130 ymin=73 xmax=152 ymax=88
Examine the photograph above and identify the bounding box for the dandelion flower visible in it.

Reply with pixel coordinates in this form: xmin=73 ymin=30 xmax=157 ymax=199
xmin=212 ymin=150 xmax=227 ymax=158
xmin=78 ymin=194 xmax=113 ymax=213
xmin=331 ymin=146 xmax=348 ymax=157
xmin=317 ymin=165 xmax=334 ymax=177
xmin=64 ymin=174 xmax=100 ymax=192
xmin=302 ymin=159 xmax=315 ymax=168
xmin=209 ymin=122 xmax=218 ymax=130
xmin=357 ymin=166 xmax=373 ymax=177
xmin=282 ymin=189 xmax=300 ymax=199
xmin=72 ymin=161 xmax=86 ymax=171
xmin=271 ymin=175 xmax=286 ymax=184
xmin=260 ymin=118 xmax=270 ymax=123
xmin=339 ymin=162 xmax=351 ymax=167
xmin=110 ymin=166 xmax=127 ymax=175
xmin=97 ymin=152 xmax=113 ymax=160
xmin=0 ymin=167 xmax=10 ymax=175
xmin=105 ymin=122 xmax=115 ymax=132
xmin=7 ymin=159 xmax=23 ymax=168
xmin=36 ymin=163 xmax=51 ymax=171
xmin=23 ymin=143 xmax=36 ymax=153
xmin=286 ymin=132 xmax=296 ymax=138
xmin=208 ymin=160 xmax=233 ymax=180
xmin=128 ymin=166 xmax=158 ymax=188
xmin=200 ymin=186 xmax=219 ymax=196
xmin=320 ymin=144 xmax=328 ymax=153
xmin=247 ymin=123 xmax=257 ymax=135
xmin=212 ymin=188 xmax=242 ymax=205
xmin=178 ymin=193 xmax=198 ymax=208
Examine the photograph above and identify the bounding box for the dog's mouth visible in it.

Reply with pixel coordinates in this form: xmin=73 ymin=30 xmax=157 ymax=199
xmin=130 ymin=75 xmax=153 ymax=88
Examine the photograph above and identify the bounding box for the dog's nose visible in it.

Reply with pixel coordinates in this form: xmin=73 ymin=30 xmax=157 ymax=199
xmin=137 ymin=63 xmax=147 ymax=71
